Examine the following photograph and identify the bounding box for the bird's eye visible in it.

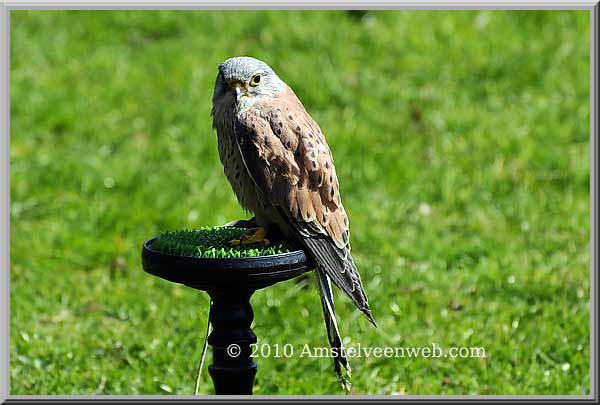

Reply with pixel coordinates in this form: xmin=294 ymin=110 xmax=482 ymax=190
xmin=250 ymin=74 xmax=262 ymax=86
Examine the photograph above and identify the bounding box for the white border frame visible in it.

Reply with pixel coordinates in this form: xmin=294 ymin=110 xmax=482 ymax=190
xmin=0 ymin=1 xmax=597 ymax=402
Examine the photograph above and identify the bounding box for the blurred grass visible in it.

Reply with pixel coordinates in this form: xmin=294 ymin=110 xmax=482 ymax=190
xmin=9 ymin=10 xmax=590 ymax=395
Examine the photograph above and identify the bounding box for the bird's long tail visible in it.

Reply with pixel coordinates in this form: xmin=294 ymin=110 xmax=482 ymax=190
xmin=316 ymin=269 xmax=352 ymax=391
xmin=303 ymin=235 xmax=376 ymax=326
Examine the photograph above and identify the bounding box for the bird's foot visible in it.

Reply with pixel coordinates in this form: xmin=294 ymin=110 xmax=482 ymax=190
xmin=229 ymin=227 xmax=271 ymax=246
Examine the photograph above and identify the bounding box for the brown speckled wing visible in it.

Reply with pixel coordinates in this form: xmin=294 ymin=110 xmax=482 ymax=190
xmin=233 ymin=86 xmax=374 ymax=324
xmin=236 ymin=87 xmax=350 ymax=246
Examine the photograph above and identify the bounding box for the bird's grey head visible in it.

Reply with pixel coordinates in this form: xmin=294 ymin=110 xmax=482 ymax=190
xmin=212 ymin=56 xmax=286 ymax=111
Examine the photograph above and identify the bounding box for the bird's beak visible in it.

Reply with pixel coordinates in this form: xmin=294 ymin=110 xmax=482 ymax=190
xmin=230 ymin=81 xmax=247 ymax=101
xmin=234 ymin=84 xmax=243 ymax=99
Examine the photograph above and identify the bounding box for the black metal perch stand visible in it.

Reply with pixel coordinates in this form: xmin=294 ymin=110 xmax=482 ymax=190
xmin=141 ymin=228 xmax=312 ymax=395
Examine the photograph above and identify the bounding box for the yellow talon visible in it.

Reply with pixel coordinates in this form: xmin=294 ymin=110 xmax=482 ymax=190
xmin=229 ymin=227 xmax=270 ymax=246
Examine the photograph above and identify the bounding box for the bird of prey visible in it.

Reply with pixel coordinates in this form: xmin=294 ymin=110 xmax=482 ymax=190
xmin=211 ymin=56 xmax=376 ymax=389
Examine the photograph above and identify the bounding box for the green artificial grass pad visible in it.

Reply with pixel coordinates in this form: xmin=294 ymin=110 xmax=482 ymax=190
xmin=150 ymin=227 xmax=295 ymax=258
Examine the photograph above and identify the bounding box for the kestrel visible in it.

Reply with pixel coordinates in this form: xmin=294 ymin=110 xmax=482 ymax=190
xmin=211 ymin=56 xmax=376 ymax=389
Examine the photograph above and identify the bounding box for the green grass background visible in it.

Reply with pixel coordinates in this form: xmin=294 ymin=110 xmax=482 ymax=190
xmin=10 ymin=10 xmax=590 ymax=395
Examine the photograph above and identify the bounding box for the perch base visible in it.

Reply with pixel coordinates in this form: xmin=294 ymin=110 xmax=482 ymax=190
xmin=141 ymin=227 xmax=312 ymax=395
